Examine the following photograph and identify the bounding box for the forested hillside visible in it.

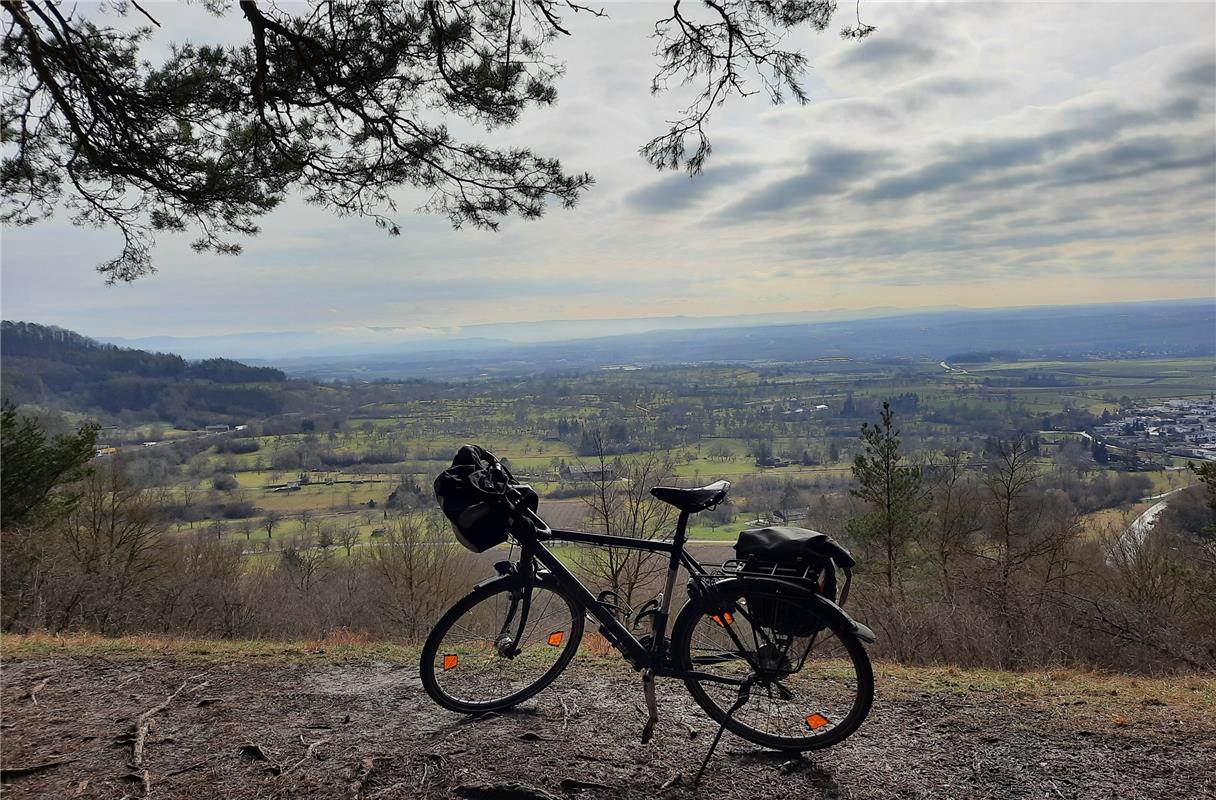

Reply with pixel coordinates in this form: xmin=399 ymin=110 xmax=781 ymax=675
xmin=1 ymin=322 xmax=288 ymax=426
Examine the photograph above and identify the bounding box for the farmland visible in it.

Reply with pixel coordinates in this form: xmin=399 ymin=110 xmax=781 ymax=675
xmin=82 ymin=354 xmax=1211 ymax=558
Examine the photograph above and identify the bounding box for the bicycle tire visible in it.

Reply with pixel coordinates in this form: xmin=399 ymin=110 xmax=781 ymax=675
xmin=420 ymin=575 xmax=584 ymax=714
xmin=671 ymin=580 xmax=874 ymax=751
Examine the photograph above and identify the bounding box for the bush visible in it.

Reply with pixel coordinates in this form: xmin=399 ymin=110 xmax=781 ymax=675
xmin=212 ymin=473 xmax=239 ymax=491
xmin=215 ymin=439 xmax=260 ymax=454
xmin=220 ymin=501 xmax=257 ymax=519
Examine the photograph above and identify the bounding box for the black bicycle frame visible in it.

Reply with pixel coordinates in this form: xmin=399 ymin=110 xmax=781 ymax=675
xmin=513 ymin=506 xmax=719 ymax=679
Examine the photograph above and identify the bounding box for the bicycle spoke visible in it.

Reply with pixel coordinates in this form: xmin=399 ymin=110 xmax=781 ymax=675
xmin=678 ymin=584 xmax=871 ymax=747
xmin=428 ymin=583 xmax=578 ymax=708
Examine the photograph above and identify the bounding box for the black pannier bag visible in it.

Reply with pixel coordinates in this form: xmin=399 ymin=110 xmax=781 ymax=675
xmin=733 ymin=526 xmax=856 ymax=636
xmin=434 ymin=445 xmax=538 ymax=553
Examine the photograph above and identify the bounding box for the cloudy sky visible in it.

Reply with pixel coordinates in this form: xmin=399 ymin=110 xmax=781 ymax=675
xmin=2 ymin=1 xmax=1214 ymax=342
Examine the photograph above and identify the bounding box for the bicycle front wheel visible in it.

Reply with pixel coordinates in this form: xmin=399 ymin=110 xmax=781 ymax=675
xmin=671 ymin=581 xmax=874 ymax=751
xmin=420 ymin=576 xmax=584 ymax=714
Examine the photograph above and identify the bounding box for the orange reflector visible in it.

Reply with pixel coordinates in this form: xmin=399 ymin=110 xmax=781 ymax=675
xmin=711 ymin=612 xmax=734 ymax=627
xmin=547 ymin=631 xmax=564 ymax=647
xmin=806 ymin=713 xmax=829 ymax=730
xmin=442 ymin=654 xmax=458 ymax=671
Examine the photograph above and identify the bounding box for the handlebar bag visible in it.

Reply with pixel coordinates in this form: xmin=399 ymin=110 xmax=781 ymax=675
xmin=434 ymin=445 xmax=537 ymax=552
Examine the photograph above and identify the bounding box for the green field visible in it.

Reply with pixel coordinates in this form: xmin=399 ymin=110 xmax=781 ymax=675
xmin=83 ymin=354 xmax=1210 ymax=563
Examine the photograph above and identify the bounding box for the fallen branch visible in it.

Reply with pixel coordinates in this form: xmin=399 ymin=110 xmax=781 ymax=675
xmin=129 ymin=674 xmax=208 ymax=797
xmin=1 ymin=758 xmax=77 ymax=782
xmin=455 ymin=783 xmax=560 ymax=800
xmin=27 ymin=676 xmax=50 ymax=705
xmin=163 ymin=761 xmax=206 ymax=779
xmin=369 ymin=782 xmax=410 ymax=799
xmin=559 ymin=777 xmax=618 ymax=792
xmin=279 ymin=736 xmax=330 ymax=778
xmin=347 ymin=756 xmax=382 ymax=798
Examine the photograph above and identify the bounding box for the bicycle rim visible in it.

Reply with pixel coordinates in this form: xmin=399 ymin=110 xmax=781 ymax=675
xmin=675 ymin=585 xmax=873 ymax=751
xmin=421 ymin=579 xmax=583 ymax=713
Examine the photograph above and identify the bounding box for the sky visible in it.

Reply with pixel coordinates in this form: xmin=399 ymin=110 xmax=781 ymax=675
xmin=2 ymin=1 xmax=1215 ymax=343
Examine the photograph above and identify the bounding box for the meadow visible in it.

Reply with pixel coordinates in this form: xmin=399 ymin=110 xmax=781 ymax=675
xmin=91 ymin=354 xmax=1211 ymax=560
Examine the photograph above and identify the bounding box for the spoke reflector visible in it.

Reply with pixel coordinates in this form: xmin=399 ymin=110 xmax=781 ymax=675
xmin=548 ymin=631 xmax=564 ymax=647
xmin=711 ymin=612 xmax=734 ymax=626
xmin=442 ymin=654 xmax=458 ymax=671
xmin=806 ymin=713 xmax=829 ymax=730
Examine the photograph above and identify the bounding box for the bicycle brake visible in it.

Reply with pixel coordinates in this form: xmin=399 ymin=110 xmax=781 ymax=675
xmin=640 ymin=669 xmax=659 ymax=744
xmin=596 ymin=589 xmax=632 ymax=622
xmin=632 ymin=595 xmax=661 ymax=629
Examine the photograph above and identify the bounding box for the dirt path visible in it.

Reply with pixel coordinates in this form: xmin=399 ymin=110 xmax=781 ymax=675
xmin=1 ymin=655 xmax=1213 ymax=799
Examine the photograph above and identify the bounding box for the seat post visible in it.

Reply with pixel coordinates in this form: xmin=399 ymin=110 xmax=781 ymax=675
xmin=672 ymin=510 xmax=690 ymax=545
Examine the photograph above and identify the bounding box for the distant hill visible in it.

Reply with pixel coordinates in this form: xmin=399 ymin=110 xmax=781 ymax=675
xmin=1 ymin=321 xmax=288 ymax=426
xmin=269 ymin=299 xmax=1216 ymax=379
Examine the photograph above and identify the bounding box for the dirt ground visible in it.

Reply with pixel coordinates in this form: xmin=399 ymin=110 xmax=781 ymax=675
xmin=1 ymin=652 xmax=1213 ymax=800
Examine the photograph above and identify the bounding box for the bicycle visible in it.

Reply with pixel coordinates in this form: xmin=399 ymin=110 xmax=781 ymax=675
xmin=420 ymin=450 xmax=876 ymax=767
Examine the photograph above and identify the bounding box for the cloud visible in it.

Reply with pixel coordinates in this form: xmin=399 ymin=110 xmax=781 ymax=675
xmin=1172 ymin=51 xmax=1216 ymax=89
xmin=854 ymin=94 xmax=1208 ymax=203
xmin=833 ymin=38 xmax=942 ymax=77
xmin=1050 ymin=134 xmax=1216 ymax=187
xmin=720 ymin=144 xmax=890 ymax=219
xmin=813 ymin=73 xmax=1007 ymax=125
xmin=2 ymin=2 xmax=1213 ymax=336
xmin=624 ymin=163 xmax=759 ymax=213
xmin=894 ymin=74 xmax=1007 ymax=112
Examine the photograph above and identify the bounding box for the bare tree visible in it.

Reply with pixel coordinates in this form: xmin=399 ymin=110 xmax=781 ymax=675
xmin=575 ymin=440 xmax=678 ymax=611
xmin=978 ymin=436 xmax=1082 ymax=667
xmin=366 ymin=512 xmax=464 ymax=640
xmin=51 ymin=464 xmax=165 ymax=633
xmin=261 ymin=509 xmax=282 ymax=540
xmin=337 ymin=526 xmax=361 ymax=558
xmin=917 ymin=452 xmax=983 ymax=600
xmin=179 ymin=482 xmax=199 ymax=529
xmin=279 ymin=530 xmax=331 ymax=594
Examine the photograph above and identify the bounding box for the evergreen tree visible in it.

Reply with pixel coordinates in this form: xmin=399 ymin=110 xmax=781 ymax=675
xmin=1190 ymin=460 xmax=1216 ymax=538
xmin=848 ymin=402 xmax=928 ymax=589
xmin=4 ymin=1 xmax=864 ymax=280
xmin=0 ymin=401 xmax=99 ymax=527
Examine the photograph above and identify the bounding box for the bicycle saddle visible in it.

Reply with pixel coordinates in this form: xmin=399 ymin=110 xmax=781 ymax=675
xmin=649 ymin=480 xmax=730 ymax=512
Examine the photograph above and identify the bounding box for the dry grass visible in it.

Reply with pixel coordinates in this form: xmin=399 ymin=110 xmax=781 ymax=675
xmin=5 ymin=632 xmax=1213 ymax=719
xmin=874 ymin=661 xmax=1216 ymax=721
xmin=0 ymin=631 xmax=421 ymax=664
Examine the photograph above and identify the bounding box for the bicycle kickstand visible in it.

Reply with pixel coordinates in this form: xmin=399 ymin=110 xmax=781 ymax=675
xmin=693 ymin=677 xmax=754 ymax=787
xmin=640 ymin=669 xmax=658 ymax=744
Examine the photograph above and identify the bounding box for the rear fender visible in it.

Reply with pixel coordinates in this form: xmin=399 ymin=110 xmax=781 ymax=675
xmin=698 ymin=576 xmax=877 ymax=644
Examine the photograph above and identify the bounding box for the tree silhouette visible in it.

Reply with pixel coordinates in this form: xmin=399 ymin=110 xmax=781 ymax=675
xmin=3 ymin=0 xmax=866 ymax=281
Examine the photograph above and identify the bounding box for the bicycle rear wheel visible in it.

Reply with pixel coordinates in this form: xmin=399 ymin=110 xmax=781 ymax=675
xmin=671 ymin=580 xmax=873 ymax=751
xmin=420 ymin=576 xmax=584 ymax=714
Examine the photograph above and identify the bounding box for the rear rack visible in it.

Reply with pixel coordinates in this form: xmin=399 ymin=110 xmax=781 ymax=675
xmin=716 ymin=558 xmax=821 ymax=582
xmin=710 ymin=557 xmax=852 ymax=607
